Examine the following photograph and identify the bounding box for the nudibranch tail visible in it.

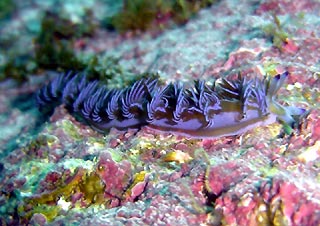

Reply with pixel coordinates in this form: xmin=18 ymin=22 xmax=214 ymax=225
xmin=36 ymin=71 xmax=306 ymax=138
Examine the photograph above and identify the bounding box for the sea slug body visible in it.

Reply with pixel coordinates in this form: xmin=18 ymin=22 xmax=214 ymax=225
xmin=37 ymin=71 xmax=305 ymax=138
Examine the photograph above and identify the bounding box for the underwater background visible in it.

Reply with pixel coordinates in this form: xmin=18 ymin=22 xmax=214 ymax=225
xmin=0 ymin=0 xmax=320 ymax=225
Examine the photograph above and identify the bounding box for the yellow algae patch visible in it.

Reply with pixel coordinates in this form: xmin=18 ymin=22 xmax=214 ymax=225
xmin=162 ymin=150 xmax=193 ymax=164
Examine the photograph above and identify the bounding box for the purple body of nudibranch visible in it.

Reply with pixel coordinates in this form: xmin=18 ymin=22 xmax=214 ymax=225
xmin=36 ymin=71 xmax=305 ymax=138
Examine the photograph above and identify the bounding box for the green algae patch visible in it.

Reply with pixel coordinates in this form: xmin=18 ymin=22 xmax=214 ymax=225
xmin=60 ymin=119 xmax=83 ymax=140
xmin=107 ymin=0 xmax=218 ymax=34
xmin=34 ymin=11 xmax=95 ymax=71
xmin=17 ymin=155 xmax=136 ymax=222
xmin=106 ymin=148 xmax=124 ymax=163
xmin=82 ymin=55 xmax=161 ymax=89
xmin=262 ymin=14 xmax=289 ymax=50
xmin=259 ymin=166 xmax=279 ymax=178
xmin=0 ymin=0 xmax=15 ymax=20
xmin=19 ymin=167 xmax=98 ymax=222
xmin=18 ymin=204 xmax=61 ymax=223
xmin=19 ymin=160 xmax=55 ymax=195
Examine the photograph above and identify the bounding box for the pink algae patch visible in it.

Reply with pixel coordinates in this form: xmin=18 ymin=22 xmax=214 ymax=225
xmin=281 ymin=39 xmax=299 ymax=54
xmin=279 ymin=182 xmax=299 ymax=217
xmin=206 ymin=161 xmax=253 ymax=196
xmin=312 ymin=118 xmax=320 ymax=140
xmin=213 ymin=177 xmax=320 ymax=226
xmin=256 ymin=0 xmax=318 ymax=14
xmin=96 ymin=152 xmax=132 ymax=199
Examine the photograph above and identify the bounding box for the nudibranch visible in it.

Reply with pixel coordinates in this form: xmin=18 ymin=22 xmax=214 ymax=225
xmin=36 ymin=71 xmax=305 ymax=138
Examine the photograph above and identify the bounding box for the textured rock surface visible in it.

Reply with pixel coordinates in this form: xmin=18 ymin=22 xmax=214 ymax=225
xmin=1 ymin=0 xmax=320 ymax=225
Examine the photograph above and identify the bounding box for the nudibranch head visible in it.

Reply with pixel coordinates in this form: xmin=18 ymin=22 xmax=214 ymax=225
xmin=265 ymin=72 xmax=306 ymax=129
xmin=37 ymin=71 xmax=305 ymax=138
